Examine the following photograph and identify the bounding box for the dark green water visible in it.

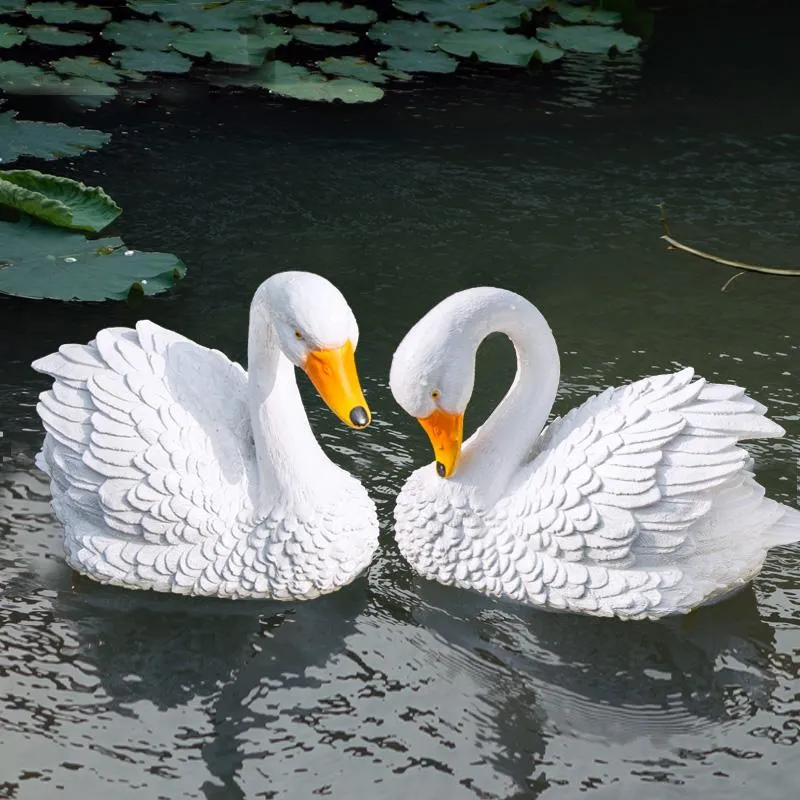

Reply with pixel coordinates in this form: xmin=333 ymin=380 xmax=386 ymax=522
xmin=2 ymin=3 xmax=800 ymax=798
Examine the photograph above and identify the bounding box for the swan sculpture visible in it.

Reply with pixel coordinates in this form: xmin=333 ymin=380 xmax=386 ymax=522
xmin=389 ymin=287 xmax=800 ymax=619
xmin=32 ymin=271 xmax=379 ymax=600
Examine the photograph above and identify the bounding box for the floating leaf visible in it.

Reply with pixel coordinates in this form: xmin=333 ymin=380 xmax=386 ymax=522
xmin=393 ymin=0 xmax=526 ymax=31
xmin=537 ymin=24 xmax=640 ymax=54
xmin=553 ymin=2 xmax=622 ymax=26
xmin=0 ymin=217 xmax=186 ymax=301
xmin=0 ymin=170 xmax=121 ymax=232
xmin=27 ymin=25 xmax=93 ymax=46
xmin=59 ymin=76 xmax=118 ymax=108
xmin=377 ymin=47 xmax=457 ymax=73
xmin=102 ymin=19 xmax=188 ymax=50
xmin=440 ymin=29 xmax=562 ymax=65
xmin=0 ymin=0 xmax=26 ymax=12
xmin=318 ymin=55 xmax=399 ymax=84
xmin=25 ymin=1 xmax=111 ymax=24
xmin=368 ymin=20 xmax=445 ymax=50
xmin=51 ymin=55 xmax=125 ymax=84
xmin=111 ymin=47 xmax=193 ymax=73
xmin=291 ymin=25 xmax=358 ymax=47
xmin=216 ymin=60 xmax=383 ymax=103
xmin=0 ymin=60 xmax=63 ymax=93
xmin=0 ymin=110 xmax=110 ymax=164
xmin=127 ymin=0 xmax=259 ymax=31
xmin=293 ymin=1 xmax=377 ymax=25
xmin=174 ymin=26 xmax=276 ymax=66
xmin=0 ymin=22 xmax=25 ymax=49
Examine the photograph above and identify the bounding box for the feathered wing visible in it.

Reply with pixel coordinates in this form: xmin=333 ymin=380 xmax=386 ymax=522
xmin=502 ymin=367 xmax=800 ymax=616
xmin=32 ymin=321 xmax=258 ymax=592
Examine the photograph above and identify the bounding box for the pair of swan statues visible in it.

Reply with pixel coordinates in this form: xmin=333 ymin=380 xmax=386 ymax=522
xmin=32 ymin=271 xmax=800 ymax=620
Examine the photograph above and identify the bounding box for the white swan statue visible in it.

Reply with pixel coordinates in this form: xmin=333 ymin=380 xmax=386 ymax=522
xmin=389 ymin=287 xmax=800 ymax=619
xmin=32 ymin=271 xmax=379 ymax=600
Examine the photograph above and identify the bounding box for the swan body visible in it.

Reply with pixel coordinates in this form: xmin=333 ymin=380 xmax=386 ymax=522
xmin=390 ymin=287 xmax=800 ymax=620
xmin=32 ymin=271 xmax=378 ymax=600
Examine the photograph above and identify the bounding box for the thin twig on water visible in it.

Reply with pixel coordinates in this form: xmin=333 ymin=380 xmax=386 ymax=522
xmin=657 ymin=203 xmax=800 ymax=279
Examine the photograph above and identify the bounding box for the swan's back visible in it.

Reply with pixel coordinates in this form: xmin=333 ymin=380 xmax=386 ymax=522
xmin=32 ymin=320 xmax=257 ymax=592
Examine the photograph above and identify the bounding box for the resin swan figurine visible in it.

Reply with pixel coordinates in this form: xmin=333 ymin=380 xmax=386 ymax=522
xmin=32 ymin=271 xmax=379 ymax=600
xmin=389 ymin=287 xmax=800 ymax=620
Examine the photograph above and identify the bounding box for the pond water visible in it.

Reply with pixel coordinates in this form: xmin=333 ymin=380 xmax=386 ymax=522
xmin=2 ymin=2 xmax=800 ymax=798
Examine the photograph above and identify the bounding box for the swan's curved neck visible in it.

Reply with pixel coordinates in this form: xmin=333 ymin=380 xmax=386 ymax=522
xmin=247 ymin=301 xmax=333 ymax=512
xmin=456 ymin=291 xmax=560 ymax=502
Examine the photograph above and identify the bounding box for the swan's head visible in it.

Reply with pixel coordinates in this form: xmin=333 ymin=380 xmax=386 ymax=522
xmin=390 ymin=293 xmax=480 ymax=478
xmin=254 ymin=271 xmax=371 ymax=429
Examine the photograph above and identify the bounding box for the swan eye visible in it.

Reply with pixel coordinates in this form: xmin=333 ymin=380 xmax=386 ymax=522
xmin=294 ymin=330 xmax=304 ymax=340
xmin=431 ymin=390 xmax=440 ymax=400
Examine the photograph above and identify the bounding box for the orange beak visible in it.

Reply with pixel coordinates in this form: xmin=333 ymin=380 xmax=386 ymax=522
xmin=418 ymin=408 xmax=463 ymax=478
xmin=302 ymin=340 xmax=371 ymax=429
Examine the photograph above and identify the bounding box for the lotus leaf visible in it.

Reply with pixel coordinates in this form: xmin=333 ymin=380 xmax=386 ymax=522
xmin=537 ymin=24 xmax=640 ymax=54
xmin=0 ymin=217 xmax=186 ymax=301
xmin=0 ymin=0 xmax=26 ymax=12
xmin=553 ymin=2 xmax=622 ymax=26
xmin=377 ymin=47 xmax=457 ymax=73
xmin=25 ymin=1 xmax=111 ymax=24
xmin=0 ymin=22 xmax=25 ymax=48
xmin=393 ymin=0 xmax=526 ymax=31
xmin=174 ymin=27 xmax=278 ymax=66
xmin=102 ymin=19 xmax=188 ymax=50
xmin=111 ymin=47 xmax=193 ymax=73
xmin=127 ymin=0 xmax=258 ymax=31
xmin=60 ymin=76 xmax=119 ymax=108
xmin=368 ymin=20 xmax=445 ymax=50
xmin=291 ymin=25 xmax=358 ymax=46
xmin=216 ymin=60 xmax=383 ymax=102
xmin=318 ymin=55 xmax=402 ymax=84
xmin=440 ymin=29 xmax=563 ymax=66
xmin=0 ymin=170 xmax=122 ymax=232
xmin=27 ymin=25 xmax=93 ymax=46
xmin=293 ymin=2 xmax=377 ymax=25
xmin=0 ymin=110 xmax=110 ymax=164
xmin=0 ymin=60 xmax=63 ymax=93
xmin=52 ymin=55 xmax=125 ymax=84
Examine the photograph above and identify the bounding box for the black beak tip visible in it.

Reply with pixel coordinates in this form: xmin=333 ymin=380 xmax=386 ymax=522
xmin=436 ymin=461 xmax=446 ymax=478
xmin=349 ymin=406 xmax=370 ymax=429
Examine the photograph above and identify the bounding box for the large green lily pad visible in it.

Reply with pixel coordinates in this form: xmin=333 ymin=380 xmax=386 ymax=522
xmin=291 ymin=25 xmax=358 ymax=46
xmin=102 ymin=19 xmax=188 ymax=50
xmin=0 ymin=22 xmax=25 ymax=48
xmin=553 ymin=2 xmax=622 ymax=26
xmin=0 ymin=110 xmax=110 ymax=164
xmin=216 ymin=60 xmax=383 ymax=103
xmin=0 ymin=170 xmax=122 ymax=232
xmin=174 ymin=26 xmax=280 ymax=66
xmin=60 ymin=76 xmax=119 ymax=108
xmin=393 ymin=0 xmax=526 ymax=31
xmin=368 ymin=20 xmax=445 ymax=50
xmin=127 ymin=0 xmax=260 ymax=30
xmin=0 ymin=60 xmax=63 ymax=93
xmin=27 ymin=25 xmax=93 ymax=46
xmin=52 ymin=55 xmax=125 ymax=84
xmin=318 ymin=55 xmax=406 ymax=84
xmin=25 ymin=1 xmax=111 ymax=24
xmin=377 ymin=47 xmax=457 ymax=73
xmin=0 ymin=217 xmax=186 ymax=301
xmin=440 ymin=29 xmax=563 ymax=66
xmin=0 ymin=0 xmax=27 ymax=12
xmin=293 ymin=2 xmax=377 ymax=25
xmin=537 ymin=24 xmax=641 ymax=54
xmin=111 ymin=47 xmax=193 ymax=74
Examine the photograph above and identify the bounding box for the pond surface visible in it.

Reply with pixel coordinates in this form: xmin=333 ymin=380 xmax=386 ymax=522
xmin=2 ymin=2 xmax=800 ymax=798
